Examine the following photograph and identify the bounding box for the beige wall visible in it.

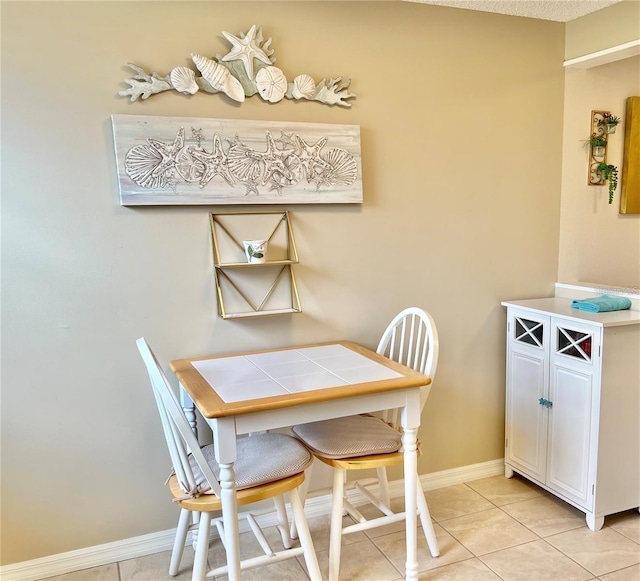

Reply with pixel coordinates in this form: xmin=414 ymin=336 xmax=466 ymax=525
xmin=558 ymin=56 xmax=640 ymax=287
xmin=559 ymin=0 xmax=640 ymax=287
xmin=1 ymin=1 xmax=565 ymax=564
xmin=565 ymin=0 xmax=640 ymax=59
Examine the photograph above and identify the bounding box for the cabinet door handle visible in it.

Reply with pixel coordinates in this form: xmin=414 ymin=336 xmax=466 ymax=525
xmin=538 ymin=397 xmax=553 ymax=408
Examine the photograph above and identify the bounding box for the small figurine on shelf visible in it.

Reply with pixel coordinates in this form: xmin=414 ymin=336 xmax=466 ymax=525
xmin=599 ymin=113 xmax=621 ymax=134
xmin=597 ymin=163 xmax=619 ymax=204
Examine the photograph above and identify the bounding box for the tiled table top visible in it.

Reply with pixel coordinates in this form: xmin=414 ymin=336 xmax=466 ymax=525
xmin=171 ymin=340 xmax=429 ymax=418
xmin=191 ymin=344 xmax=403 ymax=403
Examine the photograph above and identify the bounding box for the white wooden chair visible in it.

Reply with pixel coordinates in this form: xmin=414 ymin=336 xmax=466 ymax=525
xmin=136 ymin=338 xmax=321 ymax=581
xmin=291 ymin=308 xmax=440 ymax=581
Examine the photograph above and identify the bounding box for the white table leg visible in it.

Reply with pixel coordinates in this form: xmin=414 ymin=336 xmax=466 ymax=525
xmin=179 ymin=383 xmax=198 ymax=438
xmin=401 ymin=391 xmax=421 ymax=581
xmin=212 ymin=418 xmax=241 ymax=581
xmin=402 ymin=426 xmax=419 ymax=581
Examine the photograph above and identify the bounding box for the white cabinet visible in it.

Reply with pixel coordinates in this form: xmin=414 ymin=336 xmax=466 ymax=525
xmin=502 ymin=297 xmax=640 ymax=531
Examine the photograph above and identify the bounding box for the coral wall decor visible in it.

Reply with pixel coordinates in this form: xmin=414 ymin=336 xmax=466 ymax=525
xmin=111 ymin=115 xmax=363 ymax=205
xmin=119 ymin=24 xmax=356 ymax=108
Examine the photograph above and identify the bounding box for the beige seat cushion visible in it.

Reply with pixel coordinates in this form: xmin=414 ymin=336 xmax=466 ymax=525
xmin=292 ymin=415 xmax=402 ymax=459
xmin=190 ymin=432 xmax=313 ymax=492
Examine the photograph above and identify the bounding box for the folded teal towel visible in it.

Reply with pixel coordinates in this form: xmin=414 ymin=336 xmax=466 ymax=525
xmin=571 ymin=295 xmax=632 ymax=313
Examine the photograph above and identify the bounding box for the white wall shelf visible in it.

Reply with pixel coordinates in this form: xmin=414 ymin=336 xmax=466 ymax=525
xmin=564 ymin=39 xmax=640 ymax=69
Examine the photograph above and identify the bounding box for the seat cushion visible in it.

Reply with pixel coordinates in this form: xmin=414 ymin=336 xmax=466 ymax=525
xmin=191 ymin=432 xmax=313 ymax=492
xmin=292 ymin=415 xmax=402 ymax=459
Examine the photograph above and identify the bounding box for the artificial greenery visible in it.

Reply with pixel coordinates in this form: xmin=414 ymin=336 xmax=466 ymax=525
xmin=597 ymin=163 xmax=619 ymax=204
xmin=599 ymin=114 xmax=621 ymax=127
xmin=589 ymin=134 xmax=608 ymax=147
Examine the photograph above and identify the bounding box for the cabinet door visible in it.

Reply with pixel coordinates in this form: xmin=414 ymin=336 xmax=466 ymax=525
xmin=505 ymin=310 xmax=549 ymax=484
xmin=546 ymin=319 xmax=600 ymax=509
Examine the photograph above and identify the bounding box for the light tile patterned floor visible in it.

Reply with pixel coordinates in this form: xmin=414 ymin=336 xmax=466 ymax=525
xmin=40 ymin=474 xmax=640 ymax=581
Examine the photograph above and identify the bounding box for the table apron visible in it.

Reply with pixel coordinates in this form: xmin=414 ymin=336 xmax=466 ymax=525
xmin=210 ymin=388 xmax=421 ymax=435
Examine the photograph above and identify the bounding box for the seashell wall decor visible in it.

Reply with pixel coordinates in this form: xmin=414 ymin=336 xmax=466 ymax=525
xmin=292 ymin=74 xmax=316 ymax=100
xmin=119 ymin=25 xmax=356 ymax=108
xmin=169 ymin=66 xmax=199 ymax=95
xmin=112 ymin=114 xmax=362 ymax=205
xmin=191 ymin=54 xmax=245 ymax=103
xmin=255 ymin=66 xmax=287 ymax=103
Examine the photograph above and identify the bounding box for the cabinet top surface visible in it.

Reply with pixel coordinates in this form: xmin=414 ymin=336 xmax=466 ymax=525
xmin=501 ymin=297 xmax=640 ymax=328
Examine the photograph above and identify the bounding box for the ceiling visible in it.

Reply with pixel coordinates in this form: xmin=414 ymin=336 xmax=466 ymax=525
xmin=402 ymin=0 xmax=625 ymax=22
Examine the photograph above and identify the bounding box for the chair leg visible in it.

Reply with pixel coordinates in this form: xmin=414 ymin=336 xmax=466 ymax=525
xmin=273 ymin=494 xmax=293 ymax=549
xmin=340 ymin=470 xmax=348 ymax=517
xmin=170 ymin=508 xmax=191 ymax=576
xmin=290 ymin=463 xmax=313 ymax=539
xmin=192 ymin=511 xmax=211 ymax=581
xmin=417 ymin=484 xmax=439 ymax=557
xmin=328 ymin=468 xmax=346 ymax=581
xmin=376 ymin=466 xmax=391 ymax=507
xmin=289 ymin=487 xmax=322 ymax=581
xmin=190 ymin=511 xmax=200 ymax=550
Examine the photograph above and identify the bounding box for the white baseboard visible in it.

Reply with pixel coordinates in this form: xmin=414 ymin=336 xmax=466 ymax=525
xmin=0 ymin=529 xmax=180 ymax=581
xmin=0 ymin=458 xmax=504 ymax=581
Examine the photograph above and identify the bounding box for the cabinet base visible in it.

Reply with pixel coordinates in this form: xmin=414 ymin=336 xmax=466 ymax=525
xmin=586 ymin=513 xmax=604 ymax=532
xmin=505 ymin=464 xmax=607 ymax=531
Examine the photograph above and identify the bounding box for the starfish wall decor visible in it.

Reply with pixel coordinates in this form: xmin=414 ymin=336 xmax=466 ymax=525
xmin=111 ymin=115 xmax=363 ymax=205
xmin=119 ymin=24 xmax=356 ymax=108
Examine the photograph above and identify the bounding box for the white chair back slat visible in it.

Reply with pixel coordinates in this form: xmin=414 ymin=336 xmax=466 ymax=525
xmin=376 ymin=307 xmax=439 ymax=424
xmin=418 ymin=323 xmax=427 ymax=373
xmin=161 ymin=375 xmax=223 ymax=496
xmin=400 ymin=316 xmax=408 ymax=366
xmin=152 ymin=384 xmax=194 ymax=490
xmin=409 ymin=314 xmax=420 ymax=371
xmin=406 ymin=316 xmax=414 ymax=369
xmin=137 ymin=338 xmax=222 ymax=498
xmin=388 ymin=328 xmax=398 ymax=365
xmin=389 ymin=407 xmax=400 ymax=429
xmin=168 ymin=413 xmax=200 ymax=492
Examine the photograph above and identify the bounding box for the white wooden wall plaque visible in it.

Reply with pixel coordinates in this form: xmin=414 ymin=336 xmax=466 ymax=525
xmin=111 ymin=115 xmax=362 ymax=205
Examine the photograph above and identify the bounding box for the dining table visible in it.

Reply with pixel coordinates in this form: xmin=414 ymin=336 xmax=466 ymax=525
xmin=169 ymin=340 xmax=431 ymax=581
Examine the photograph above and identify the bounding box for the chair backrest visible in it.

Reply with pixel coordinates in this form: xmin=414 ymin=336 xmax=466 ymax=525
xmin=136 ymin=337 xmax=222 ymax=498
xmin=376 ymin=307 xmax=439 ymax=416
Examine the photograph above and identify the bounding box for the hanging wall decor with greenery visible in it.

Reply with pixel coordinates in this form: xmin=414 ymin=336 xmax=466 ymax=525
xmin=597 ymin=163 xmax=619 ymax=204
